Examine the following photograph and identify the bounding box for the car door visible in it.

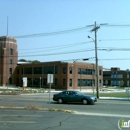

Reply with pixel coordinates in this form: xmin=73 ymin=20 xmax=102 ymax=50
xmin=61 ymin=91 xmax=71 ymax=102
xmin=70 ymin=91 xmax=82 ymax=102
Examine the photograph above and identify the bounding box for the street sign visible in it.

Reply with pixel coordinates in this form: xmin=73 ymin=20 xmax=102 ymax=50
xmin=22 ymin=77 xmax=27 ymax=87
xmin=47 ymin=74 xmax=53 ymax=83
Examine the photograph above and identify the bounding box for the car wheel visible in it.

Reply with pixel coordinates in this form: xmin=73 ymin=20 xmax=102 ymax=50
xmin=82 ymin=99 xmax=88 ymax=105
xmin=58 ymin=98 xmax=63 ymax=104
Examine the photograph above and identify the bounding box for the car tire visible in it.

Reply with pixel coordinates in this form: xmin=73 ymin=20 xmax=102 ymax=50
xmin=82 ymin=99 xmax=88 ymax=105
xmin=58 ymin=98 xmax=63 ymax=104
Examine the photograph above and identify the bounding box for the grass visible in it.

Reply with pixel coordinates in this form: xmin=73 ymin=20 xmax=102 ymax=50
xmin=88 ymin=92 xmax=130 ymax=98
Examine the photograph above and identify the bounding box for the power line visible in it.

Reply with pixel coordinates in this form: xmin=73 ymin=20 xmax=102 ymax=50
xmin=14 ymin=25 xmax=94 ymax=38
xmin=18 ymin=41 xmax=92 ymax=54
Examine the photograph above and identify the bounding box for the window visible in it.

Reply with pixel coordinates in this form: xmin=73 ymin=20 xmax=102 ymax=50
xmin=10 ymin=59 xmax=12 ymax=64
xmin=9 ymin=68 xmax=12 ymax=74
xmin=54 ymin=79 xmax=58 ymax=87
xmin=99 ymin=70 xmax=102 ymax=75
xmin=17 ymin=70 xmax=19 ymax=74
xmin=43 ymin=66 xmax=58 ymax=74
xmin=63 ymin=68 xmax=66 ymax=74
xmin=78 ymin=79 xmax=95 ymax=87
xmin=78 ymin=68 xmax=95 ymax=75
xmin=10 ymin=48 xmax=13 ymax=55
xmin=34 ymin=67 xmax=42 ymax=74
xmin=63 ymin=79 xmax=66 ymax=87
xmin=43 ymin=78 xmax=47 ymax=86
xmin=69 ymin=79 xmax=72 ymax=87
xmin=69 ymin=67 xmax=72 ymax=74
xmin=9 ymin=78 xmax=12 ymax=84
xmin=22 ymin=68 xmax=32 ymax=74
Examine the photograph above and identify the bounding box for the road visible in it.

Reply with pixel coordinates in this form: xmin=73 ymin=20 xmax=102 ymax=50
xmin=0 ymin=93 xmax=129 ymax=130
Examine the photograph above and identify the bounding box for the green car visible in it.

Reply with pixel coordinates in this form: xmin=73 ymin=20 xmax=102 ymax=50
xmin=53 ymin=90 xmax=97 ymax=105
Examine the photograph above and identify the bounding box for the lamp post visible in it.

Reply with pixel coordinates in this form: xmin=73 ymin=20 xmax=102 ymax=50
xmin=88 ymin=23 xmax=99 ymax=98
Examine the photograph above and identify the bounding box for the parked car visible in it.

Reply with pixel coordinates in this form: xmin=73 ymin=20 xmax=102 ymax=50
xmin=53 ymin=90 xmax=97 ymax=105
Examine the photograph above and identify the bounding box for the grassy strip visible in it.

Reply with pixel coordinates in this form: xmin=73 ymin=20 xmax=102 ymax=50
xmin=88 ymin=92 xmax=130 ymax=98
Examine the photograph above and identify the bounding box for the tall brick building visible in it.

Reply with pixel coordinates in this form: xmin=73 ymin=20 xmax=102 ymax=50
xmin=0 ymin=36 xmax=103 ymax=90
xmin=0 ymin=36 xmax=18 ymax=86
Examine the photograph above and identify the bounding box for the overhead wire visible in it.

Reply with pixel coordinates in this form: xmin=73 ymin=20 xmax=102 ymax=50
xmin=14 ymin=25 xmax=94 ymax=38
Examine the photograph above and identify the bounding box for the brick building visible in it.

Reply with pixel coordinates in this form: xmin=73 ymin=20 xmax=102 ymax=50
xmin=103 ymin=67 xmax=130 ymax=87
xmin=0 ymin=36 xmax=103 ymax=90
xmin=0 ymin=36 xmax=18 ymax=86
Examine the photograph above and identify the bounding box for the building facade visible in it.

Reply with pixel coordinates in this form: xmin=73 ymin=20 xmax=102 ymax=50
xmin=15 ymin=61 xmax=103 ymax=90
xmin=0 ymin=36 xmax=18 ymax=86
xmin=103 ymin=67 xmax=130 ymax=87
xmin=0 ymin=36 xmax=103 ymax=90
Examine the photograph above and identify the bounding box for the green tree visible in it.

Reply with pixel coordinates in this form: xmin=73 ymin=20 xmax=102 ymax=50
xmin=105 ymin=80 xmax=108 ymax=86
xmin=120 ymin=80 xmax=124 ymax=87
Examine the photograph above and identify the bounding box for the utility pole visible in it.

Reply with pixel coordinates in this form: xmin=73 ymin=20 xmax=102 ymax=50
xmin=90 ymin=21 xmax=100 ymax=98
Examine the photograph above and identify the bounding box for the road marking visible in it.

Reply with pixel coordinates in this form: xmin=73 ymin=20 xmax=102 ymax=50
xmin=74 ymin=111 xmax=130 ymax=118
xmin=0 ymin=115 xmax=43 ymax=117
xmin=0 ymin=121 xmax=35 ymax=124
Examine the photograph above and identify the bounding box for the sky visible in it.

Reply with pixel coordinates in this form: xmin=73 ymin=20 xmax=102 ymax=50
xmin=1 ymin=0 xmax=130 ymax=70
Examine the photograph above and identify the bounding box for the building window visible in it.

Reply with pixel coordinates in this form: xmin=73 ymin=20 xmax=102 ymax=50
xmin=9 ymin=68 xmax=12 ymax=74
xmin=10 ymin=48 xmax=13 ymax=55
xmin=43 ymin=66 xmax=58 ymax=74
xmin=63 ymin=79 xmax=66 ymax=87
xmin=54 ymin=79 xmax=58 ymax=87
xmin=78 ymin=68 xmax=95 ymax=75
xmin=10 ymin=59 xmax=12 ymax=64
xmin=9 ymin=78 xmax=12 ymax=84
xmin=69 ymin=67 xmax=72 ymax=74
xmin=69 ymin=79 xmax=72 ymax=87
xmin=34 ymin=67 xmax=42 ymax=74
xmin=17 ymin=70 xmax=19 ymax=74
xmin=78 ymin=79 xmax=95 ymax=87
xmin=22 ymin=68 xmax=32 ymax=74
xmin=99 ymin=70 xmax=102 ymax=75
xmin=43 ymin=78 xmax=47 ymax=86
xmin=63 ymin=68 xmax=66 ymax=74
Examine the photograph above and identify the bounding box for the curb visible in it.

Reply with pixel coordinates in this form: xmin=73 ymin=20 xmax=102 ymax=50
xmin=0 ymin=106 xmax=73 ymax=113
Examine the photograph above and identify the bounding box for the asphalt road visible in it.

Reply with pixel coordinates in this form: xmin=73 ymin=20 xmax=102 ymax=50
xmin=0 ymin=93 xmax=129 ymax=130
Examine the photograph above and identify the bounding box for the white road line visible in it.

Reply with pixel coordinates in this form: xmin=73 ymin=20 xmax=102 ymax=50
xmin=0 ymin=115 xmax=43 ymax=117
xmin=74 ymin=111 xmax=130 ymax=118
xmin=0 ymin=121 xmax=35 ymax=124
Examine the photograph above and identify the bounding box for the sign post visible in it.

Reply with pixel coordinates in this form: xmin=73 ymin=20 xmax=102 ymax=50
xmin=47 ymin=74 xmax=53 ymax=104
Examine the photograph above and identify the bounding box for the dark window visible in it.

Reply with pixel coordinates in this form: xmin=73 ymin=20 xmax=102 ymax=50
xmin=34 ymin=67 xmax=42 ymax=74
xmin=69 ymin=67 xmax=72 ymax=74
xmin=17 ymin=78 xmax=19 ymax=85
xmin=63 ymin=79 xmax=66 ymax=87
xmin=99 ymin=70 xmax=102 ymax=75
xmin=9 ymin=68 xmax=12 ymax=74
xmin=78 ymin=79 xmax=95 ymax=87
xmin=22 ymin=68 xmax=32 ymax=74
xmin=43 ymin=78 xmax=47 ymax=85
xmin=17 ymin=70 xmax=19 ymax=74
xmin=63 ymin=68 xmax=66 ymax=74
xmin=54 ymin=79 xmax=58 ymax=87
xmin=10 ymin=48 xmax=13 ymax=55
xmin=43 ymin=66 xmax=58 ymax=74
xmin=9 ymin=78 xmax=12 ymax=84
xmin=78 ymin=68 xmax=95 ymax=75
xmin=69 ymin=79 xmax=72 ymax=87
xmin=10 ymin=59 xmax=12 ymax=64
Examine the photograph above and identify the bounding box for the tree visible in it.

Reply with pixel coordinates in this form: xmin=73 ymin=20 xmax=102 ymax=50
xmin=18 ymin=59 xmax=40 ymax=63
xmin=120 ymin=80 xmax=124 ymax=87
xmin=105 ymin=80 xmax=108 ymax=86
xmin=19 ymin=59 xmax=27 ymax=62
